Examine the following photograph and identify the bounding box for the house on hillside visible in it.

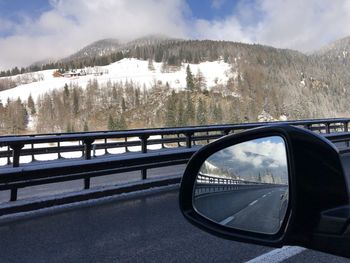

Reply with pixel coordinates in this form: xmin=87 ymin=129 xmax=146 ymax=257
xmin=62 ymin=67 xmax=108 ymax=78
xmin=63 ymin=70 xmax=80 ymax=78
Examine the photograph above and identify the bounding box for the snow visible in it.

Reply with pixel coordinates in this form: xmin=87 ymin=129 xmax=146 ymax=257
xmin=0 ymin=135 xmax=163 ymax=166
xmin=0 ymin=58 xmax=233 ymax=103
xmin=279 ymin=115 xmax=288 ymax=121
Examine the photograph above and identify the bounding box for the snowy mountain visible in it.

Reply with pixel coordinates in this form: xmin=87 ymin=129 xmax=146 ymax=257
xmin=60 ymin=35 xmax=182 ymax=64
xmin=62 ymin=38 xmax=122 ymax=62
xmin=0 ymin=58 xmax=233 ymax=103
xmin=314 ymin=36 xmax=350 ymax=58
xmin=2 ymin=36 xmax=350 ymax=134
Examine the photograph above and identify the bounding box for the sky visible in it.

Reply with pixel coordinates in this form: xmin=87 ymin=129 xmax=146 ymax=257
xmin=1 ymin=0 xmax=350 ymax=70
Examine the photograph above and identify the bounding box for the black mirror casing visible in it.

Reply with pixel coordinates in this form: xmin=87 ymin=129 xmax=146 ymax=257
xmin=179 ymin=125 xmax=350 ymax=256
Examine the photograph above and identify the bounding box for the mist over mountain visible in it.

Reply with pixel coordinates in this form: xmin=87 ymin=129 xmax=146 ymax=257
xmin=61 ymin=38 xmax=122 ymax=62
xmin=314 ymin=36 xmax=350 ymax=57
xmin=56 ymin=35 xmax=184 ymax=64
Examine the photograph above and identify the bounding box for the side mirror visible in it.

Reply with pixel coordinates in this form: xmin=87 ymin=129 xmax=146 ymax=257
xmin=179 ymin=125 xmax=350 ymax=258
xmin=194 ymin=135 xmax=289 ymax=235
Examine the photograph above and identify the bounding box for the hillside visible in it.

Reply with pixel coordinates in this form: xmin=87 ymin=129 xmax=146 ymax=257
xmin=0 ymin=58 xmax=233 ymax=102
xmin=0 ymin=37 xmax=350 ymax=134
xmin=62 ymin=38 xmax=122 ymax=62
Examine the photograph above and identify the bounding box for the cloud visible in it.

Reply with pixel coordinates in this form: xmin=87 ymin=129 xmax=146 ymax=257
xmin=193 ymin=16 xmax=252 ymax=42
xmin=2 ymin=0 xmax=350 ymax=70
xmin=195 ymin=0 xmax=350 ymax=52
xmin=0 ymin=0 xmax=189 ymax=70
xmin=254 ymin=0 xmax=350 ymax=51
xmin=205 ymin=136 xmax=288 ymax=183
xmin=211 ymin=0 xmax=226 ymax=10
xmin=0 ymin=18 xmax=15 ymax=34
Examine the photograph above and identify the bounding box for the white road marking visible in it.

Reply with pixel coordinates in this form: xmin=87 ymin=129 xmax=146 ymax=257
xmin=245 ymin=246 xmax=306 ymax=263
xmin=219 ymin=215 xmax=235 ymax=225
xmin=249 ymin=200 xmax=258 ymax=206
xmin=219 ymin=193 xmax=266 ymax=226
xmin=262 ymin=194 xmax=267 ymax=198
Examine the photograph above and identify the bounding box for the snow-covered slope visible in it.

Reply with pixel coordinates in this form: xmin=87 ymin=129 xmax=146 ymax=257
xmin=0 ymin=58 xmax=234 ymax=103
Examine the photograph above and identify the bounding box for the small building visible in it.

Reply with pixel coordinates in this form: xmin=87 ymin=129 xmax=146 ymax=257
xmin=63 ymin=70 xmax=81 ymax=78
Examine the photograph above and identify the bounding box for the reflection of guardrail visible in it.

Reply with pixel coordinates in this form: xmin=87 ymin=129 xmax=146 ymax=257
xmin=195 ymin=174 xmax=286 ymax=196
xmin=197 ymin=174 xmax=263 ymax=185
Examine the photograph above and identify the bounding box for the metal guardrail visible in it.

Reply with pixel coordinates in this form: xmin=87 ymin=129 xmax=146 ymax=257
xmin=1 ymin=117 xmax=349 ymax=167
xmin=0 ymin=118 xmax=349 ymax=206
xmin=195 ymin=174 xmax=286 ymax=196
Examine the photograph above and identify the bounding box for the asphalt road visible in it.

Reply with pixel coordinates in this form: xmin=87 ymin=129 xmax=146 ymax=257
xmin=1 ymin=152 xmax=350 ymax=262
xmin=194 ymin=186 xmax=287 ymax=234
xmin=0 ymin=186 xmax=348 ymax=263
xmin=0 ymin=187 xmax=272 ymax=263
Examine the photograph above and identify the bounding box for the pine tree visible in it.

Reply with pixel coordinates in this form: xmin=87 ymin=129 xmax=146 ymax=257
xmin=148 ymin=59 xmax=155 ymax=71
xmin=27 ymin=94 xmax=36 ymax=115
xmin=107 ymin=114 xmax=115 ymax=130
xmin=177 ymin=98 xmax=186 ymax=126
xmin=66 ymin=123 xmax=72 ymax=133
xmin=196 ymin=98 xmax=207 ymax=125
xmin=155 ymin=48 xmax=163 ymax=62
xmin=134 ymin=88 xmax=140 ymax=107
xmin=121 ymin=97 xmax=126 ymax=112
xmin=194 ymin=69 xmax=206 ymax=91
xmin=165 ymin=91 xmax=177 ymax=127
xmin=72 ymin=87 xmax=79 ymax=116
xmin=186 ymin=65 xmax=194 ymax=91
xmin=83 ymin=121 xmax=89 ymax=132
xmin=184 ymin=92 xmax=194 ymax=125
xmin=213 ymin=103 xmax=223 ymax=123
xmin=63 ymin=83 xmax=70 ymax=109
xmin=117 ymin=114 xmax=127 ymax=130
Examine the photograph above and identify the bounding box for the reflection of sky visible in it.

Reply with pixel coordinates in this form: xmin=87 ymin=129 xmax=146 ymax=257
xmin=202 ymin=136 xmax=288 ymax=184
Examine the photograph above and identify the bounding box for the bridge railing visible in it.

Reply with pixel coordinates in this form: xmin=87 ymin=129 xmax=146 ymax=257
xmin=0 ymin=118 xmax=349 ymax=207
xmin=1 ymin=118 xmax=349 ymax=168
xmin=195 ymin=174 xmax=286 ymax=197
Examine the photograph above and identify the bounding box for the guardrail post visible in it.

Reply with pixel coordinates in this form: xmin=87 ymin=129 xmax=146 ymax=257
xmin=344 ymin=122 xmax=350 ymax=147
xmin=104 ymin=138 xmax=108 ymax=155
xmin=10 ymin=143 xmax=24 ymax=168
xmin=83 ymin=139 xmax=95 ymax=160
xmin=140 ymin=135 xmax=149 ymax=180
xmin=177 ymin=134 xmax=181 ymax=147
xmin=325 ymin=123 xmax=330 ymax=134
xmin=222 ymin=129 xmax=231 ymax=136
xmin=83 ymin=139 xmax=95 ymax=189
xmin=92 ymin=144 xmax=97 ymax=157
xmin=57 ymin=141 xmax=62 ymax=159
xmin=124 ymin=137 xmax=129 ymax=152
xmin=10 ymin=188 xmax=17 ymax=202
xmin=185 ymin=133 xmax=193 ymax=148
xmin=7 ymin=146 xmax=11 ymax=165
xmin=161 ymin=135 xmax=165 ymax=149
xmin=31 ymin=143 xmax=35 ymax=162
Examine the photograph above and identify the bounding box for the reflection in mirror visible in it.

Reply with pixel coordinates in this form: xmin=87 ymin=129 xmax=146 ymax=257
xmin=193 ymin=136 xmax=289 ymax=235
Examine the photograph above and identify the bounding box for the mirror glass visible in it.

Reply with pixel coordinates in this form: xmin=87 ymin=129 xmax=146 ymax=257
xmin=193 ymin=136 xmax=289 ymax=235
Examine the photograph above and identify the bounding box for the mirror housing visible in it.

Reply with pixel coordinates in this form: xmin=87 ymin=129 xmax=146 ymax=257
xmin=179 ymin=125 xmax=350 ymax=257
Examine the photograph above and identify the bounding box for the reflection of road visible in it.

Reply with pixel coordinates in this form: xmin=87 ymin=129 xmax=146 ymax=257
xmin=194 ymin=186 xmax=288 ymax=234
